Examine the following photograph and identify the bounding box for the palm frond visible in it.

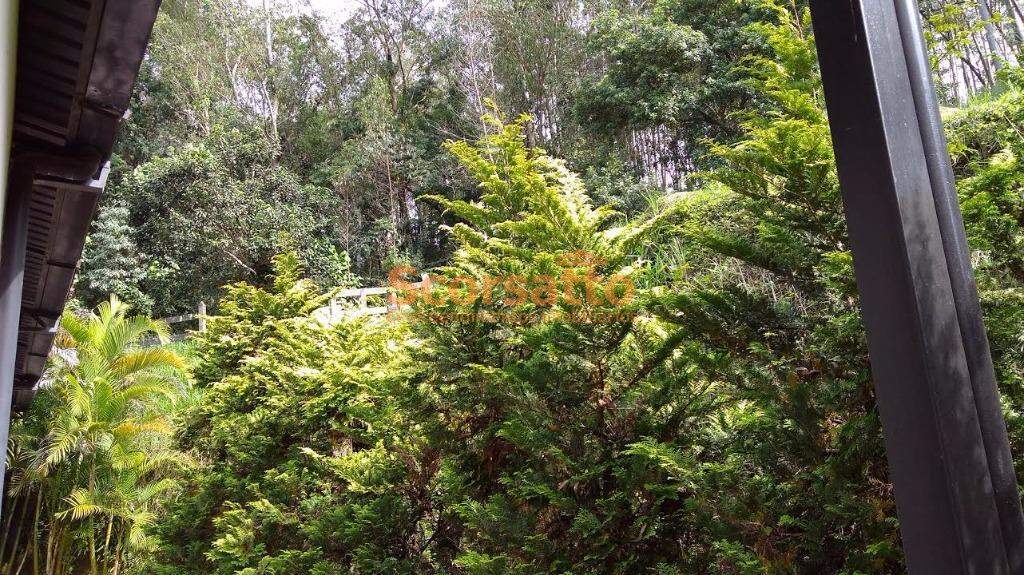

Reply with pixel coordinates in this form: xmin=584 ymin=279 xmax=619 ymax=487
xmin=116 ymin=382 xmax=179 ymax=406
xmin=55 ymin=311 xmax=89 ymax=350
xmin=136 ymin=478 xmax=178 ymax=503
xmin=112 ymin=417 xmax=172 ymax=439
xmin=41 ymin=425 xmax=79 ymax=472
xmin=57 ymin=489 xmax=111 ymax=521
xmin=111 ymin=348 xmax=186 ymax=381
xmin=126 ymin=520 xmax=155 ymax=551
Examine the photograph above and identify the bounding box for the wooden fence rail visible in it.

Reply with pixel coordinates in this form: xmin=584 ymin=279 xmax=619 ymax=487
xmin=143 ymin=301 xmax=207 ymax=346
xmin=315 ymin=277 xmax=427 ymax=325
xmin=160 ymin=300 xmax=207 ymax=332
xmin=149 ymin=276 xmax=428 ymax=345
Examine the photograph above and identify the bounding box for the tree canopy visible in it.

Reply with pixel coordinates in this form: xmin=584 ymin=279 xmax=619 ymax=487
xmin=8 ymin=0 xmax=1024 ymax=573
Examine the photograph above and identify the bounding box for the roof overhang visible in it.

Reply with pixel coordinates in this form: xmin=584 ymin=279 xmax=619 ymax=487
xmin=8 ymin=0 xmax=160 ymax=408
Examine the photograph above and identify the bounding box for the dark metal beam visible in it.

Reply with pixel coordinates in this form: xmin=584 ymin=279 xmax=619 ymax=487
xmin=809 ymin=0 xmax=1024 ymax=572
xmin=891 ymin=0 xmax=1024 ymax=568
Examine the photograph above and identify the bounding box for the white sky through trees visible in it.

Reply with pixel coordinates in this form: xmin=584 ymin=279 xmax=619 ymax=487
xmin=243 ymin=0 xmax=448 ymax=23
xmin=244 ymin=0 xmax=359 ymax=22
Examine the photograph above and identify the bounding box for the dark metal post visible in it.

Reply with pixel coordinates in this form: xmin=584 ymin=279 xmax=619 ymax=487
xmin=0 ymin=164 xmax=30 ymax=518
xmin=810 ymin=0 xmax=1024 ymax=572
xmin=892 ymin=0 xmax=1024 ymax=568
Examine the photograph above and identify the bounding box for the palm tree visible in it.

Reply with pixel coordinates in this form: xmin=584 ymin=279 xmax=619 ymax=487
xmin=2 ymin=296 xmax=188 ymax=575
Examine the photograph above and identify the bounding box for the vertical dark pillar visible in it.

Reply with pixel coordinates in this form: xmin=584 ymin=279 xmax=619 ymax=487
xmin=892 ymin=0 xmax=1024 ymax=569
xmin=810 ymin=0 xmax=1024 ymax=572
xmin=0 ymin=163 xmax=29 ymax=519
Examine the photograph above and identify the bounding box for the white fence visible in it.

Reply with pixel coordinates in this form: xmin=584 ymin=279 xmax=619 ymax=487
xmin=313 ymin=278 xmax=427 ymax=325
xmin=153 ymin=277 xmax=429 ymax=343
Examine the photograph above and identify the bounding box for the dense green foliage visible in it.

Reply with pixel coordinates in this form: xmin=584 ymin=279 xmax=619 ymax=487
xmin=2 ymin=299 xmax=188 ymax=575
xmin=150 ymin=254 xmax=424 ymax=573
xmin=642 ymin=18 xmax=898 ymax=571
xmin=945 ymin=79 xmax=1024 ymax=472
xmin=75 ymin=0 xmax=802 ymax=316
xmin=145 ymin=33 xmax=1024 ymax=570
xmin=11 ymin=0 xmax=1024 ymax=573
xmin=576 ymin=0 xmax=780 ymax=172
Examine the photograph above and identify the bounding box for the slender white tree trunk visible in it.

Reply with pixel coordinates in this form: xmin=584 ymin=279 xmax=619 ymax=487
xmin=979 ymin=0 xmax=1005 ymax=71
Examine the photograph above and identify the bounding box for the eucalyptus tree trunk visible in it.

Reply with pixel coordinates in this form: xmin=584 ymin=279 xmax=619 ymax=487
xmin=997 ymin=0 xmax=1024 ymax=52
xmin=261 ymin=0 xmax=280 ymax=166
xmin=1005 ymin=0 xmax=1024 ymax=37
xmin=979 ymin=0 xmax=1005 ymax=71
